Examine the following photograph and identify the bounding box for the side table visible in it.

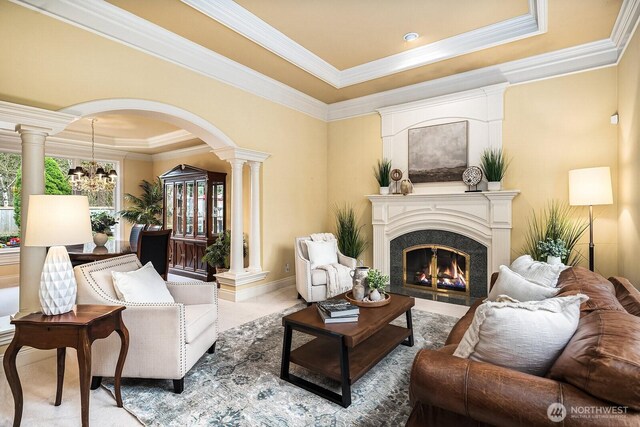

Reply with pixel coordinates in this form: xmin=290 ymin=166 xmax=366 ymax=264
xmin=3 ymin=304 xmax=129 ymax=427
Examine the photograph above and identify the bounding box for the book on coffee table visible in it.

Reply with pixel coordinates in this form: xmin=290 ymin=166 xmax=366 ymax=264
xmin=317 ymin=306 xmax=358 ymax=323
xmin=317 ymin=299 xmax=360 ymax=317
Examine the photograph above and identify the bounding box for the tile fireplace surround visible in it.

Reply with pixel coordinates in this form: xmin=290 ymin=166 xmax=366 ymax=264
xmin=368 ymin=191 xmax=519 ymax=300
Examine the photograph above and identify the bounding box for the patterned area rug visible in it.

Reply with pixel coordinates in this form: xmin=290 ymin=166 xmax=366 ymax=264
xmin=104 ymin=304 xmax=458 ymax=427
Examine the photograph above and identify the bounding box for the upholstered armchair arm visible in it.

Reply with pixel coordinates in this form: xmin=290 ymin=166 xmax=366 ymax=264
xmin=338 ymin=252 xmax=357 ymax=269
xmin=166 ymin=282 xmax=218 ymax=305
xmin=410 ymin=348 xmax=623 ymax=427
xmin=295 ymin=246 xmax=312 ymax=289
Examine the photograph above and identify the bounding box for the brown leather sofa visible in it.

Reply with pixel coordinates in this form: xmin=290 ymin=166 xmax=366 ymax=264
xmin=408 ymin=267 xmax=640 ymax=426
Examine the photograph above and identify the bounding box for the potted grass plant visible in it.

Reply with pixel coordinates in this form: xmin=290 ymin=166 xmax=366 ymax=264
xmin=374 ymin=158 xmax=392 ymax=195
xmin=522 ymin=201 xmax=588 ymax=265
xmin=334 ymin=204 xmax=367 ymax=261
xmin=480 ymin=148 xmax=509 ymax=191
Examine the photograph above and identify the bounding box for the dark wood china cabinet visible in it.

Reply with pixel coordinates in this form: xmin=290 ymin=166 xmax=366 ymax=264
xmin=160 ymin=164 xmax=226 ymax=281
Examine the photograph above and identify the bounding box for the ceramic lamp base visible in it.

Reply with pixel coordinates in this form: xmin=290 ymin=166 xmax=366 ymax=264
xmin=39 ymin=245 xmax=77 ymax=315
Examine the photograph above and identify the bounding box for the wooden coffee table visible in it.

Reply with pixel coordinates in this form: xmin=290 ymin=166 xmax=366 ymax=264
xmin=280 ymin=292 xmax=414 ymax=407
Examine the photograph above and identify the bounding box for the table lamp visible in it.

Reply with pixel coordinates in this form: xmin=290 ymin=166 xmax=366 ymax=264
xmin=24 ymin=195 xmax=93 ymax=315
xmin=568 ymin=167 xmax=613 ymax=271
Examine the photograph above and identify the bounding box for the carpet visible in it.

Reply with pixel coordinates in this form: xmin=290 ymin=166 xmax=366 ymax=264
xmin=104 ymin=304 xmax=458 ymax=427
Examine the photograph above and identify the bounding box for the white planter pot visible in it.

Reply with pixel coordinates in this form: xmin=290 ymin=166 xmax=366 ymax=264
xmin=93 ymin=232 xmax=108 ymax=246
xmin=379 ymin=186 xmax=390 ymax=195
xmin=487 ymin=181 xmax=502 ymax=191
xmin=546 ymin=255 xmax=562 ymax=265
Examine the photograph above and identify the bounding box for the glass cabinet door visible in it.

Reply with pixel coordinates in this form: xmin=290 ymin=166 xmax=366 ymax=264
xmin=186 ymin=181 xmax=194 ymax=235
xmin=176 ymin=182 xmax=183 ymax=235
xmin=165 ymin=183 xmax=174 ymax=231
xmin=196 ymin=180 xmax=206 ymax=236
xmin=212 ymin=183 xmax=224 ymax=234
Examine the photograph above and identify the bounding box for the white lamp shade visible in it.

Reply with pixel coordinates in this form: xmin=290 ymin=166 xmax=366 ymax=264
xmin=24 ymin=195 xmax=93 ymax=246
xmin=568 ymin=167 xmax=613 ymax=206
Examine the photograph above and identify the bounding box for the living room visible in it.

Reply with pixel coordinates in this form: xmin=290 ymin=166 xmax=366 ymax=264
xmin=0 ymin=0 xmax=639 ymax=425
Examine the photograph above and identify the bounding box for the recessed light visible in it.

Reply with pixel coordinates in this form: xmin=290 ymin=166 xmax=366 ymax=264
xmin=403 ymin=32 xmax=419 ymax=42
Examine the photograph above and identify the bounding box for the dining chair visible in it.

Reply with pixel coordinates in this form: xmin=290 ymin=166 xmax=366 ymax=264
xmin=129 ymin=223 xmax=146 ymax=253
xmin=146 ymin=225 xmax=162 ymax=231
xmin=136 ymin=229 xmax=172 ymax=279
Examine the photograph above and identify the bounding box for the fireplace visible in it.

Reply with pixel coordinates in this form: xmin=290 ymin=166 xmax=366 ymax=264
xmin=404 ymin=245 xmax=470 ymax=296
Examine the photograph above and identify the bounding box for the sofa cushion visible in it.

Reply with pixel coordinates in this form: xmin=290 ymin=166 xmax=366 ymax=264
xmin=608 ymin=276 xmax=640 ymax=316
xmin=556 ymin=267 xmax=626 ymax=314
xmin=487 ymin=265 xmax=558 ymax=302
xmin=111 ymin=262 xmax=175 ymax=303
xmin=453 ymin=294 xmax=588 ymax=376
xmin=510 ymin=254 xmax=567 ymax=287
xmin=184 ymin=304 xmax=217 ymax=344
xmin=305 ymin=240 xmax=338 ymax=269
xmin=548 ymin=310 xmax=640 ymax=410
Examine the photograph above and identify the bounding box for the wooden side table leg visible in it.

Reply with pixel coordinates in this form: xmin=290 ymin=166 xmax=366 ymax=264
xmin=279 ymin=323 xmax=293 ymax=380
xmin=76 ymin=330 xmax=92 ymax=427
xmin=3 ymin=339 xmax=23 ymax=427
xmin=114 ymin=319 xmax=129 ymax=407
xmin=55 ymin=348 xmax=66 ymax=406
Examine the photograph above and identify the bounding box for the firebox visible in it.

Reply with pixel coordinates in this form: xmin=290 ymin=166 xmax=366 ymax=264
xmin=403 ymin=244 xmax=470 ymax=296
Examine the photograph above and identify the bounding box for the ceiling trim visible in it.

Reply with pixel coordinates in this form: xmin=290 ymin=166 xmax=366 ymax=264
xmin=57 ymin=128 xmax=196 ymax=149
xmin=13 ymin=0 xmax=328 ymax=121
xmin=10 ymin=0 xmax=640 ymax=123
xmin=0 ymin=100 xmax=77 ymax=134
xmin=151 ymin=144 xmax=212 ymax=162
xmin=183 ymin=0 xmax=548 ymax=88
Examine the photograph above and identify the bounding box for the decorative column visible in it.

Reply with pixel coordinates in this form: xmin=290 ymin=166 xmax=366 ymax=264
xmin=16 ymin=125 xmax=47 ymax=314
xmin=248 ymin=161 xmax=262 ymax=272
xmin=229 ymin=158 xmax=246 ymax=275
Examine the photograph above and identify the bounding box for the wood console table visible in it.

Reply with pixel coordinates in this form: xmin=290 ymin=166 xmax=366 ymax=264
xmin=3 ymin=305 xmax=129 ymax=427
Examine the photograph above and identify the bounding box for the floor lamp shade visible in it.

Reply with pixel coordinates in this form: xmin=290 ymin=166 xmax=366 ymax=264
xmin=568 ymin=167 xmax=613 ymax=206
xmin=568 ymin=167 xmax=613 ymax=272
xmin=24 ymin=195 xmax=93 ymax=315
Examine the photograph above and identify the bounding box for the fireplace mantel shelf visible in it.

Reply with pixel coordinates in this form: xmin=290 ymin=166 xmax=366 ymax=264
xmin=367 ymin=189 xmax=520 ymax=200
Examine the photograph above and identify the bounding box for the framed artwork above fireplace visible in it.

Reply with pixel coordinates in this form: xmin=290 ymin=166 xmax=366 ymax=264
xmin=408 ymin=120 xmax=468 ymax=183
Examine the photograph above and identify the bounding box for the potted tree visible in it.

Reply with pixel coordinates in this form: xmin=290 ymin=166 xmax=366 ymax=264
xmin=90 ymin=211 xmax=117 ymax=246
xmin=202 ymin=230 xmax=247 ymax=274
xmin=118 ymin=177 xmax=163 ymax=226
xmin=480 ymin=148 xmax=509 ymax=191
xmin=374 ymin=159 xmax=392 ymax=195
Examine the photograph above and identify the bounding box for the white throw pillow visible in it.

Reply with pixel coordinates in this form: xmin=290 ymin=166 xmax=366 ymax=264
xmin=305 ymin=240 xmax=338 ymax=269
xmin=111 ymin=262 xmax=175 ymax=303
xmin=488 ymin=265 xmax=559 ymax=302
xmin=453 ymin=293 xmax=588 ymax=376
xmin=510 ymin=254 xmax=568 ymax=287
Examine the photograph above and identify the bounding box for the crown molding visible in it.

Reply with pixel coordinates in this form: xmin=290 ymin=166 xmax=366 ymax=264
xmin=182 ymin=0 xmax=340 ymax=86
xmin=327 ymin=38 xmax=619 ymax=121
xmin=213 ymin=147 xmax=271 ymax=163
xmin=13 ymin=0 xmax=328 ymax=121
xmin=56 ymin=128 xmax=196 ymax=150
xmin=612 ymin=0 xmax=640 ymax=57
xmin=183 ymin=0 xmax=547 ymax=88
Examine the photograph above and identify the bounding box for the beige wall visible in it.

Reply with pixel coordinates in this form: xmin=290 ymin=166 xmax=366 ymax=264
xmin=0 ymin=1 xmax=328 ymax=287
xmin=617 ymin=25 xmax=640 ymax=284
xmin=327 ymin=114 xmax=381 ymax=267
xmin=503 ymin=68 xmax=619 ymax=277
xmin=327 ymin=68 xmax=620 ymax=277
xmin=121 ymin=158 xmax=155 ymax=238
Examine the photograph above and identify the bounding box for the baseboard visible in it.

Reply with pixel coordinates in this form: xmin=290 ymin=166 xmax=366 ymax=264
xmin=219 ymin=275 xmax=295 ymax=302
xmin=0 ymin=345 xmax=56 ymax=368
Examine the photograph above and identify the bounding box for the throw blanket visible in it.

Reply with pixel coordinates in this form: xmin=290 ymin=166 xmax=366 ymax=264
xmin=310 ymin=233 xmax=335 ymax=242
xmin=316 ymin=263 xmax=353 ymax=298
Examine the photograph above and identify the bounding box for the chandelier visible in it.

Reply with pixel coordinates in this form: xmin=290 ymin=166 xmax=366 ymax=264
xmin=67 ymin=118 xmax=117 ymax=193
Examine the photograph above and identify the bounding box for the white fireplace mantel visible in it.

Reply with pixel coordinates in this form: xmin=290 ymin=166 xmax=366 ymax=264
xmin=368 ymin=190 xmax=519 ymax=292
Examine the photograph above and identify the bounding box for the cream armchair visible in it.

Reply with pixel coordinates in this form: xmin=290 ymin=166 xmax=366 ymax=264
xmin=294 ymin=236 xmax=357 ymax=303
xmin=74 ymin=254 xmax=218 ymax=394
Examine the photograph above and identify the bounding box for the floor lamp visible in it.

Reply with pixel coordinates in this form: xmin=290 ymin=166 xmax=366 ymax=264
xmin=568 ymin=167 xmax=613 ymax=272
xmin=23 ymin=195 xmax=93 ymax=315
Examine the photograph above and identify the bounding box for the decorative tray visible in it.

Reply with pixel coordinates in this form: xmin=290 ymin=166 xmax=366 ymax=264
xmin=345 ymin=291 xmax=391 ymax=308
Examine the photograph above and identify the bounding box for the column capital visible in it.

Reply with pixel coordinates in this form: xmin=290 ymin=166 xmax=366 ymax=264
xmin=248 ymin=160 xmax=262 ymax=170
xmin=228 ymin=158 xmax=247 ymax=168
xmin=15 ymin=124 xmax=50 ymax=137
xmin=213 ymin=147 xmax=270 ymax=163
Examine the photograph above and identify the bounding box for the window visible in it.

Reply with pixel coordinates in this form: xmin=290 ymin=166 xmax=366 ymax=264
xmin=0 ymin=152 xmax=121 ymax=248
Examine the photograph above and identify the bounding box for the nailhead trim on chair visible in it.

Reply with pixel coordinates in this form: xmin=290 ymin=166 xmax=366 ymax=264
xmin=76 ymin=255 xmax=187 ymax=376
